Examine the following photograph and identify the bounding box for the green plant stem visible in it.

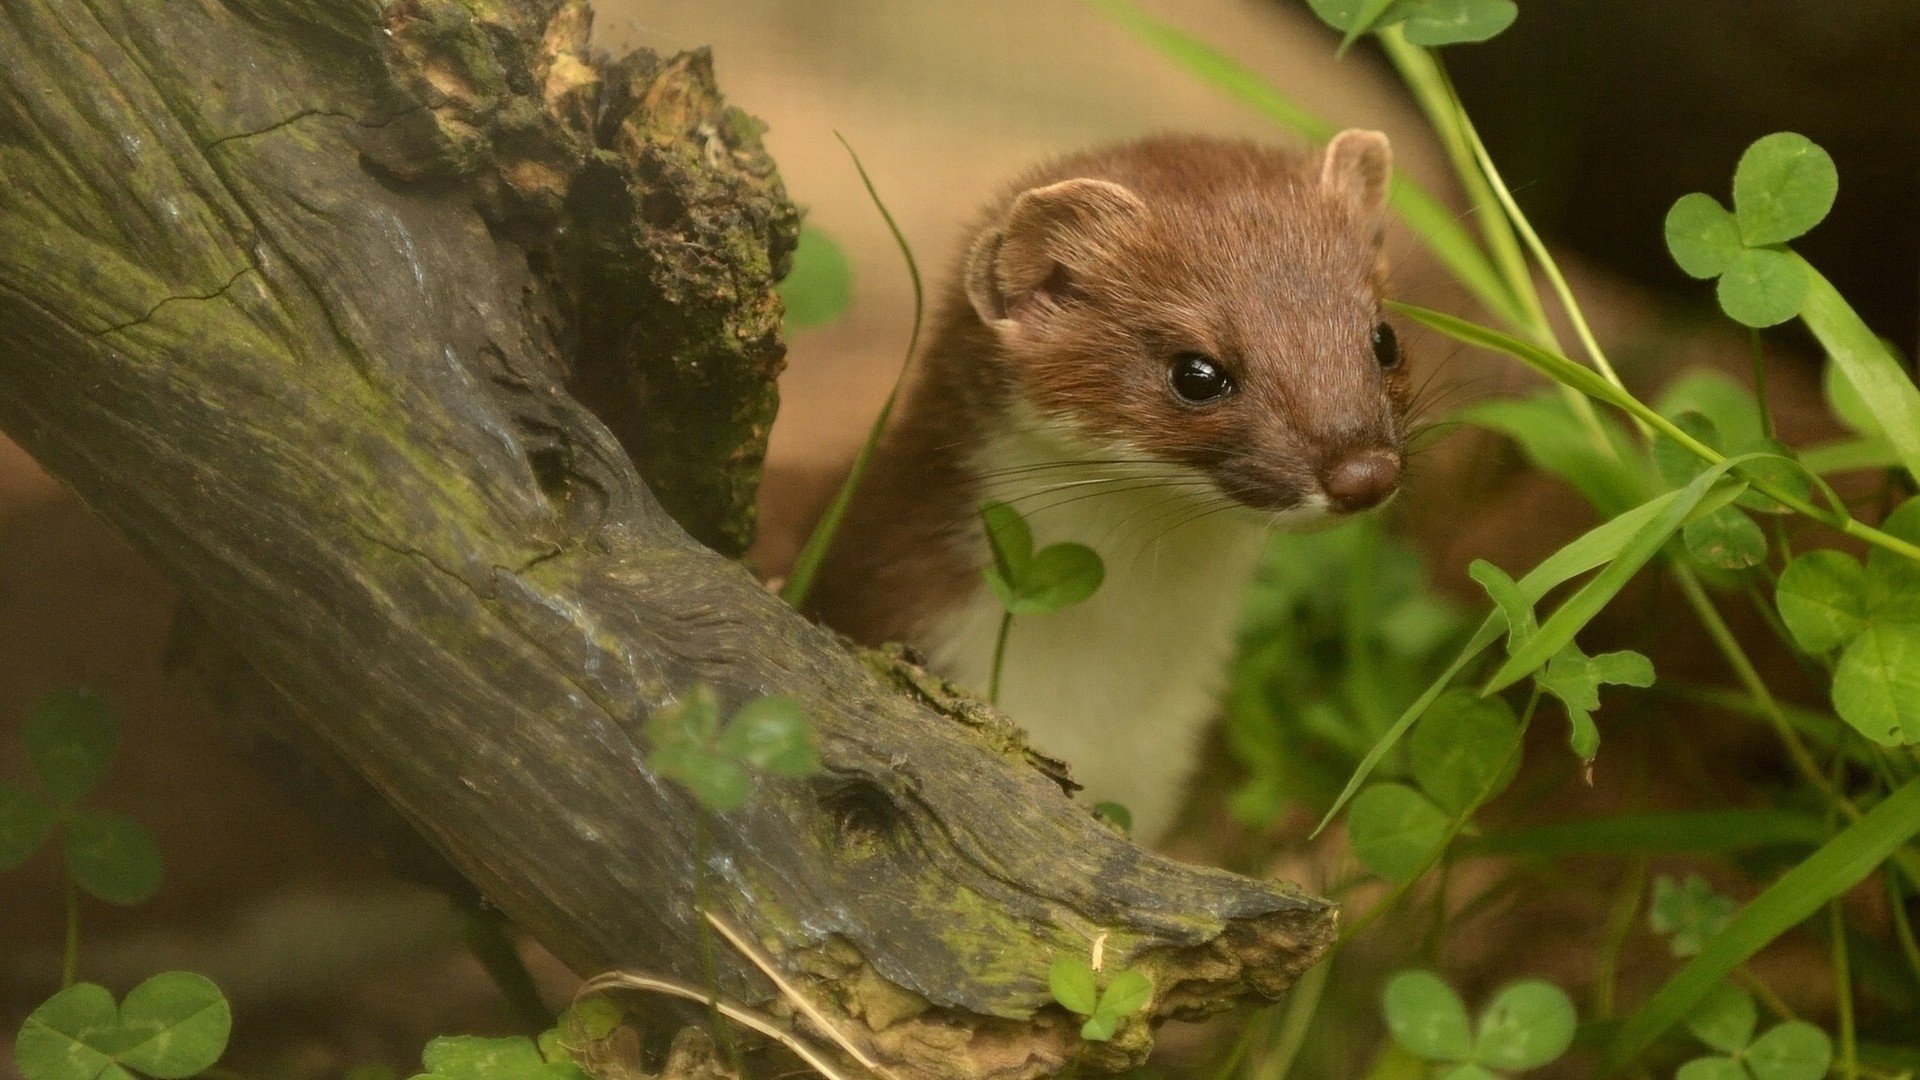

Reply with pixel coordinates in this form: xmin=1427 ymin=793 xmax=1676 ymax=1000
xmin=1732 ymin=965 xmax=1797 ymax=1022
xmin=1885 ymin=873 xmax=1920 ymax=991
xmin=1594 ymin=859 xmax=1647 ymax=1021
xmin=780 ymin=136 xmax=924 ymax=610
xmin=461 ymin=909 xmax=553 ymax=1032
xmin=1246 ymin=958 xmax=1331 ymax=1080
xmin=689 ymin=815 xmax=746 ymax=1078
xmin=62 ymin=875 xmax=79 ymax=988
xmin=1831 ymin=902 xmax=1859 ymax=1080
xmin=989 ymin=611 xmax=1012 ymax=705
xmin=1748 ymin=329 xmax=1776 ymax=440
xmin=1378 ymin=31 xmax=1544 ymax=334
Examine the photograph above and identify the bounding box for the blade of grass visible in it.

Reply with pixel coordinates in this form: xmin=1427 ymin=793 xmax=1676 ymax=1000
xmin=1798 ymin=260 xmax=1920 ymax=486
xmin=780 ymin=136 xmax=924 ymax=609
xmin=1481 ymin=456 xmax=1760 ymax=694
xmin=1394 ymin=302 xmax=1920 ymax=566
xmin=1600 ymin=777 xmax=1920 ymax=1073
xmin=1083 ymin=0 xmax=1526 ymax=327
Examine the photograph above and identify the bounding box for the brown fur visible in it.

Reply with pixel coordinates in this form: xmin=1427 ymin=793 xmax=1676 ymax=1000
xmin=804 ymin=133 xmax=1409 ymax=644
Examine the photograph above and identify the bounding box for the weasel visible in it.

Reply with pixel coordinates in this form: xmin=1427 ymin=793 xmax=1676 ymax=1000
xmin=805 ymin=131 xmax=1410 ymax=843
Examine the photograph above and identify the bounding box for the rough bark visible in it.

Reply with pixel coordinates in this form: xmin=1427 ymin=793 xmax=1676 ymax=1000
xmin=0 ymin=1 xmax=1333 ymax=1076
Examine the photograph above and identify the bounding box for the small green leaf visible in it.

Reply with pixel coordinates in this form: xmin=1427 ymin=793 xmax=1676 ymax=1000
xmin=1775 ymin=550 xmax=1868 ymax=653
xmin=1821 ymin=356 xmax=1884 ymax=438
xmin=115 ymin=974 xmax=232 ymax=1079
xmin=1049 ymin=956 xmax=1099 ymax=1017
xmin=1092 ymin=801 xmax=1132 ymax=834
xmin=1717 ymin=247 xmax=1807 ymax=328
xmin=1097 ymin=970 xmax=1153 ymax=1019
xmin=1350 ymin=783 xmax=1450 ymax=883
xmin=1079 ymin=1012 xmax=1120 ymax=1042
xmin=718 ymin=696 xmax=820 ymax=778
xmin=1676 ymin=1056 xmax=1748 ymax=1080
xmin=1399 ymin=0 xmax=1517 ymax=46
xmin=564 ymin=998 xmax=622 ymax=1042
xmin=1009 ymin=542 xmax=1105 ymax=615
xmin=1665 ymin=194 xmax=1743 ymax=280
xmin=1468 ymin=559 xmax=1535 ymax=652
xmin=1306 ymin=0 xmax=1410 ymax=42
xmin=1472 ymin=980 xmax=1577 ymax=1071
xmin=653 ymin=748 xmax=752 ymax=812
xmin=1537 ymin=644 xmax=1654 ymax=761
xmin=646 ymin=686 xmax=723 ymax=754
xmin=1656 ymin=371 xmax=1766 ymax=453
xmin=1683 ymin=507 xmax=1766 ymax=570
xmin=778 ymin=226 xmax=853 ymax=330
xmin=17 ymin=974 xmax=232 ymax=1080
xmin=1408 ymin=690 xmax=1519 ymax=815
xmin=414 ymin=1034 xmax=587 ymax=1080
xmin=1865 ymin=498 xmax=1920 ymax=621
xmin=24 ymin=688 xmax=119 ymax=805
xmin=1830 ymin=622 xmax=1920 ymax=745
xmin=1439 ymin=1067 xmax=1499 ymax=1080
xmin=1381 ymin=970 xmax=1473 ymax=1062
xmin=979 ymin=502 xmax=1034 ymax=581
xmin=1652 ymin=412 xmax=1721 ymax=488
xmin=1732 ymin=133 xmax=1838 ymax=247
xmin=1744 ymin=1021 xmax=1833 ymax=1080
xmin=1684 ymin=983 xmax=1756 ymax=1054
xmin=1 ymin=782 xmax=56 ymax=872
xmin=1649 ymin=875 xmax=1737 ymax=959
xmin=63 ymin=811 xmax=163 ymax=905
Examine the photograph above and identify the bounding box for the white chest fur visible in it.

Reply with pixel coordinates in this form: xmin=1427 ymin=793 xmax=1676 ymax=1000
xmin=922 ymin=419 xmax=1290 ymax=843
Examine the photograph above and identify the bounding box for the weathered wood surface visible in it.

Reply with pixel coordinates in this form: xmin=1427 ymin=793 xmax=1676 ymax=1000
xmin=0 ymin=0 xmax=1332 ymax=1074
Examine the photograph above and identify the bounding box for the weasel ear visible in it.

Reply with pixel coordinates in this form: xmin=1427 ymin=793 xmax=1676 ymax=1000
xmin=965 ymin=178 xmax=1145 ymax=330
xmin=1320 ymin=129 xmax=1392 ymax=231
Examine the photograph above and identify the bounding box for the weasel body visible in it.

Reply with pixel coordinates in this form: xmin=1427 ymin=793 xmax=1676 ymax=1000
xmin=807 ymin=133 xmax=1409 ymax=841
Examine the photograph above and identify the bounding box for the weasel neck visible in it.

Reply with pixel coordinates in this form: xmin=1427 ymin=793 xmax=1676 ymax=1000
xmin=922 ymin=410 xmax=1280 ymax=842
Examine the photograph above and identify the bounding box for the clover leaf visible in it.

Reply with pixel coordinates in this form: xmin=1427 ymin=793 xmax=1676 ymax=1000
xmin=1048 ymin=956 xmax=1153 ymax=1042
xmin=1350 ymin=691 xmax=1518 ymax=881
xmin=1732 ymin=134 xmax=1839 ymax=248
xmin=1 ymin=689 xmax=162 ymax=905
xmin=1649 ymin=874 xmax=1737 ymax=958
xmin=1774 ymin=497 xmax=1920 ymax=745
xmin=646 ymin=687 xmax=821 ymax=812
xmin=1676 ymin=984 xmax=1832 ymax=1080
xmin=15 ymin=972 xmax=231 ymax=1080
xmin=980 ymin=502 xmax=1104 ymax=616
xmin=1307 ymin=0 xmax=1517 ymax=48
xmin=1383 ymin=971 xmax=1576 ymax=1077
xmin=1537 ymin=641 xmax=1655 ymax=761
xmin=1665 ymin=132 xmax=1836 ymax=329
xmin=409 ymin=1035 xmax=589 ymax=1080
xmin=778 ymin=225 xmax=853 ymax=331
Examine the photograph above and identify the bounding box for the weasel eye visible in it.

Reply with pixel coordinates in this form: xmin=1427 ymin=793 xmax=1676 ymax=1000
xmin=1169 ymin=352 xmax=1233 ymax=403
xmin=1371 ymin=322 xmax=1402 ymax=369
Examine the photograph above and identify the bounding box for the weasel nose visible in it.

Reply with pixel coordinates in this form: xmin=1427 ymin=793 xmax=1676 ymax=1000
xmin=1319 ymin=451 xmax=1401 ymax=512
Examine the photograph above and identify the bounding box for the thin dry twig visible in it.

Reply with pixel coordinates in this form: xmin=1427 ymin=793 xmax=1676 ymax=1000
xmin=702 ymin=910 xmax=901 ymax=1080
xmin=574 ymin=970 xmax=860 ymax=1080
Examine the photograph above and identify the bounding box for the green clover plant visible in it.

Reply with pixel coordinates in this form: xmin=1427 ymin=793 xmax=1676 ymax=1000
xmin=1665 ymin=133 xmax=1838 ymax=328
xmin=15 ymin=973 xmax=231 ymax=1080
xmin=1307 ymin=0 xmax=1517 ymax=50
xmin=1347 ymin=690 xmax=1519 ymax=882
xmin=1774 ymin=497 xmax=1920 ymax=746
xmin=1 ymin=688 xmax=162 ymax=906
xmin=645 ymin=687 xmax=821 ymax=811
xmin=1383 ymin=971 xmax=1577 ymax=1079
xmin=1048 ymin=955 xmax=1153 ymax=1042
xmin=1649 ymin=875 xmax=1738 ymax=959
xmin=407 ymin=1035 xmax=588 ymax=1080
xmin=979 ymin=501 xmax=1106 ymax=703
xmin=1675 ymin=985 xmax=1832 ymax=1080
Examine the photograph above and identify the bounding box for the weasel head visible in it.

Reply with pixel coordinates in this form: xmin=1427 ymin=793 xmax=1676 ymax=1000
xmin=963 ymin=131 xmax=1410 ymax=523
